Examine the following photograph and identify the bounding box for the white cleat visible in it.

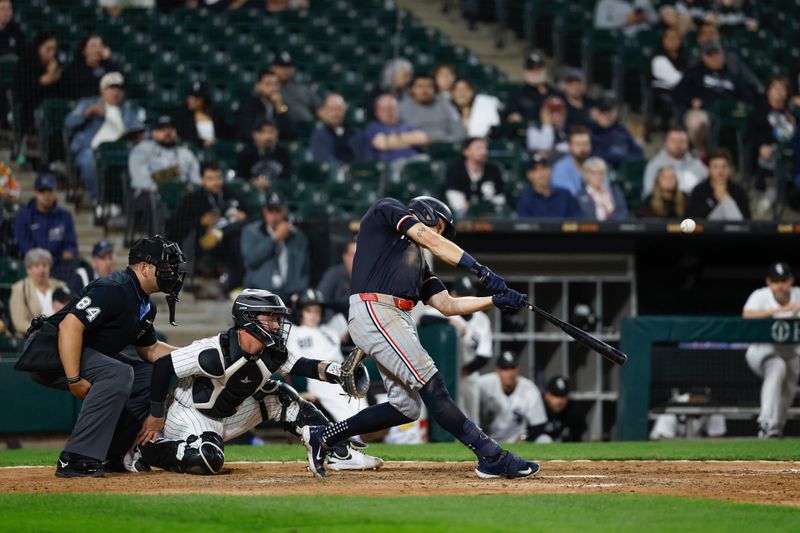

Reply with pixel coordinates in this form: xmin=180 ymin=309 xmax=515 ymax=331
xmin=327 ymin=448 xmax=385 ymax=471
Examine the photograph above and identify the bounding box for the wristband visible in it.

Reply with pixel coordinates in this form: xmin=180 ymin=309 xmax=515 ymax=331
xmin=66 ymin=375 xmax=82 ymax=385
xmin=458 ymin=252 xmax=477 ymax=271
xmin=150 ymin=401 xmax=165 ymax=418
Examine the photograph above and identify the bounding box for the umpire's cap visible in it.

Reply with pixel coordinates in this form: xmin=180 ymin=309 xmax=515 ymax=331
xmin=408 ymin=196 xmax=455 ymax=239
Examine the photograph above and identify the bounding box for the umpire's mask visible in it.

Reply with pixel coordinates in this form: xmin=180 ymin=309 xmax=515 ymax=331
xmin=129 ymin=235 xmax=186 ymax=325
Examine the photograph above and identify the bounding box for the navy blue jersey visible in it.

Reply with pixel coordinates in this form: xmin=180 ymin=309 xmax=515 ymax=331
xmin=351 ymin=198 xmax=446 ymax=303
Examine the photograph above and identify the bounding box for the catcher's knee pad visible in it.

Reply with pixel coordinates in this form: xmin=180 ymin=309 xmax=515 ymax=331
xmin=139 ymin=431 xmax=224 ymax=475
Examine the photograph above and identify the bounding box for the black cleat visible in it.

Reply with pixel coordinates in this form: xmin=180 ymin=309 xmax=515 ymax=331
xmin=55 ymin=451 xmax=105 ymax=478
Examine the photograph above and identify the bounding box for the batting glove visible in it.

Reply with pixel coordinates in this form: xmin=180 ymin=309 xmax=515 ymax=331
xmin=475 ymin=265 xmax=508 ymax=294
xmin=492 ymin=289 xmax=526 ymax=312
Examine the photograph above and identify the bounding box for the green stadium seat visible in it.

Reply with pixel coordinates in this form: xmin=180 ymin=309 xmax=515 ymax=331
xmin=346 ymin=161 xmax=386 ymax=184
xmin=36 ymin=98 xmax=73 ymax=166
xmin=225 ymin=179 xmax=264 ymax=214
xmin=295 ymin=161 xmax=334 ymax=184
xmin=206 ymin=141 xmax=245 ymax=171
xmin=158 ymin=181 xmax=190 ymax=215
xmin=0 ymin=257 xmax=24 ymax=287
xmin=399 ymin=160 xmax=445 ymax=191
xmin=616 ymin=160 xmax=647 ymax=211
xmin=94 ymin=141 xmax=130 ymax=225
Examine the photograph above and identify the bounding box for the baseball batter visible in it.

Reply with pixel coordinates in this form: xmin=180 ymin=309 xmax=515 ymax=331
xmin=742 ymin=262 xmax=800 ymax=438
xmin=301 ymin=196 xmax=538 ymax=479
xmin=133 ymin=289 xmax=381 ymax=474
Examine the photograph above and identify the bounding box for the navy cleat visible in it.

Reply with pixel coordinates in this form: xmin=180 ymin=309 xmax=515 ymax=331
xmin=475 ymin=450 xmax=540 ymax=479
xmin=301 ymin=425 xmax=329 ymax=478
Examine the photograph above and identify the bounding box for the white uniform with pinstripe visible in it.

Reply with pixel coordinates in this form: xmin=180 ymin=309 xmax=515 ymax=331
xmin=163 ymin=335 xmax=297 ymax=442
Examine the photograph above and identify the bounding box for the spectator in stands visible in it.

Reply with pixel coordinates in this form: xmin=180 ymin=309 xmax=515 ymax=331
xmin=51 ymin=286 xmax=73 ymax=315
xmin=174 ymin=80 xmax=230 ymax=149
xmin=637 ymin=166 xmax=688 ymax=218
xmin=378 ymin=58 xmax=414 ymax=101
xmin=12 ymin=174 xmax=77 ymax=262
xmin=686 ymin=148 xmax=750 ymax=220
xmin=0 ymin=0 xmax=24 ymax=57
xmin=433 ymin=64 xmax=457 ymax=100
xmin=576 ymin=157 xmax=630 ymax=221
xmin=68 ymin=239 xmax=115 ymax=294
xmin=65 ymin=72 xmax=142 ymax=201
xmin=128 ymin=115 xmax=200 ymax=195
xmin=651 ymin=27 xmax=687 ymax=123
xmin=270 ymin=50 xmax=321 ymax=126
xmin=240 ymin=191 xmax=309 ymax=303
xmin=310 ymin=93 xmax=363 ymax=167
xmin=399 ymin=74 xmax=466 ymax=144
xmin=561 ymin=69 xmax=594 ymax=128
xmin=594 ymin=0 xmax=659 ymax=37
xmin=506 ymin=53 xmax=560 ymax=123
xmin=9 ymin=248 xmax=66 ymax=336
xmin=516 ymin=155 xmax=582 ymax=219
xmin=170 ymin=161 xmax=249 ymax=291
xmin=450 ymin=78 xmax=501 ymax=137
xmin=526 ymin=96 xmax=569 ymax=159
xmin=317 ymin=238 xmax=356 ymax=337
xmin=708 ymin=0 xmax=758 ymax=34
xmin=236 ymin=118 xmax=292 ymax=190
xmin=101 ymin=1 xmax=156 ymax=18
xmin=444 ymin=137 xmax=505 ymax=217
xmin=236 ymin=69 xmax=294 ymax=142
xmin=13 ymin=33 xmax=62 ymax=136
xmin=62 ymin=34 xmax=119 ymax=99
xmin=364 ymin=94 xmax=428 ymax=166
xmin=657 ymin=3 xmax=696 ymax=35
xmin=693 ymin=22 xmax=762 ymax=94
xmin=643 ymin=128 xmax=707 ymax=197
xmin=551 ymin=126 xmax=593 ymax=195
xmin=590 ymin=96 xmax=644 ymax=169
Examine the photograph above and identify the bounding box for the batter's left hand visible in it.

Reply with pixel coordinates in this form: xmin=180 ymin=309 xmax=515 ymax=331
xmin=492 ymin=289 xmax=527 ymax=312
xmin=475 ymin=265 xmax=507 ymax=294
xmin=137 ymin=415 xmax=165 ymax=445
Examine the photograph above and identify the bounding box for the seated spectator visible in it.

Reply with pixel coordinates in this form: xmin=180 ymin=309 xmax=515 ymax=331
xmin=364 ymin=94 xmax=428 ymax=167
xmin=651 ymin=27 xmax=687 ymax=124
xmin=318 ymin=238 xmax=356 ymax=332
xmin=240 ymin=191 xmax=309 ymax=303
xmin=9 ymin=248 xmax=66 ymax=336
xmin=270 ymin=51 xmax=321 ymax=126
xmin=236 ymin=118 xmax=292 ymax=190
xmin=13 ymin=33 xmax=61 ymax=136
xmin=657 ymin=2 xmax=696 ymax=35
xmin=51 ymin=286 xmax=73 ymax=314
xmin=398 ymin=74 xmax=466 ymax=143
xmin=64 ymin=72 xmax=143 ymax=201
xmin=450 ymin=78 xmax=501 ymax=137
xmin=506 ymin=53 xmax=561 ymax=123
xmin=708 ymin=0 xmax=758 ymax=34
xmin=590 ymin=96 xmax=644 ymax=169
xmin=478 ymin=351 xmax=547 ymax=443
xmin=594 ymin=0 xmax=659 ymax=37
xmin=378 ymin=58 xmax=414 ymax=102
xmin=526 ymin=96 xmax=569 ymax=158
xmin=310 ymin=93 xmax=364 ymax=167
xmin=693 ymin=22 xmax=762 ymax=94
xmin=643 ymin=128 xmax=707 ymax=197
xmin=516 ymin=155 xmax=582 ymax=219
xmin=0 ymin=159 xmax=20 ymax=205
xmin=0 ymin=0 xmax=24 ymax=58
xmin=433 ymin=64 xmax=457 ymax=100
xmin=174 ymin=81 xmax=231 ymax=149
xmin=551 ymin=126 xmax=593 ymax=195
xmin=444 ymin=137 xmax=505 ymax=217
xmin=62 ymin=34 xmax=119 ymax=99
xmin=528 ymin=376 xmax=586 ymax=442
xmin=687 ymin=148 xmax=750 ymax=219
xmin=561 ymin=69 xmax=595 ymax=128
xmin=170 ymin=161 xmax=249 ymax=291
xmin=12 ymin=174 xmax=77 ymax=263
xmin=68 ymin=239 xmax=115 ymax=294
xmin=637 ymin=166 xmax=689 ymax=218
xmin=576 ymin=157 xmax=630 ymax=221
xmin=235 ymin=69 xmax=294 ymax=141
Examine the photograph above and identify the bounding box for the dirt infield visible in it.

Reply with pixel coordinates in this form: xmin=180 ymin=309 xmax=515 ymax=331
xmin=1 ymin=461 xmax=799 ymax=506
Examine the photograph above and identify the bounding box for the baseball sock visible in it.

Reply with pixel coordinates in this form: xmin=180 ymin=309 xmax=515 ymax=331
xmin=321 ymin=403 xmax=413 ymax=447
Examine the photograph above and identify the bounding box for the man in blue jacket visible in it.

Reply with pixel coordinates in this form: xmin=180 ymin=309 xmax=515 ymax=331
xmin=13 ymin=173 xmax=77 ymax=263
xmin=589 ymin=96 xmax=644 ymax=170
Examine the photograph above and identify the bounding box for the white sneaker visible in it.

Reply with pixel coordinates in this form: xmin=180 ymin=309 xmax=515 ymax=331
xmin=327 ymin=448 xmax=384 ymax=471
xmin=123 ymin=447 xmax=151 ymax=473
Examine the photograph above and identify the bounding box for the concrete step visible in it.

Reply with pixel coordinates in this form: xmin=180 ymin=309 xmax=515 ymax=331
xmin=150 ymin=293 xmax=233 ymax=347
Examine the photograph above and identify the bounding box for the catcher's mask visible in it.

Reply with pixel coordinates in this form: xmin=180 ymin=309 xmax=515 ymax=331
xmin=407 ymin=195 xmax=456 ymax=239
xmin=128 ymin=235 xmax=186 ymax=325
xmin=233 ymin=289 xmax=292 ymax=353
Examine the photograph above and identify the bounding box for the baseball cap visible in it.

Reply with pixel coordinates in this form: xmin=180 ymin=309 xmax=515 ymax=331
xmin=497 ymin=350 xmax=519 ymax=369
xmin=524 ymin=53 xmax=545 ymax=70
xmin=272 ymin=50 xmax=294 ymax=67
xmin=265 ymin=190 xmax=286 ymax=210
xmin=153 ymin=115 xmax=175 ymax=129
xmin=701 ymin=40 xmax=723 ymax=55
xmin=546 ymin=376 xmax=570 ymax=397
xmin=34 ymin=173 xmax=57 ymax=191
xmin=527 ymin=153 xmax=551 ymax=170
xmin=92 ymin=239 xmax=114 ymax=258
xmin=188 ymin=80 xmax=208 ymax=97
xmin=100 ymin=71 xmax=124 ymax=89
xmin=544 ymin=96 xmax=565 ymax=112
xmin=767 ymin=262 xmax=794 ymax=281
xmin=595 ymin=95 xmax=617 ymax=111
xmin=563 ymin=68 xmax=585 ymax=83
xmin=252 ymin=117 xmax=278 ymax=131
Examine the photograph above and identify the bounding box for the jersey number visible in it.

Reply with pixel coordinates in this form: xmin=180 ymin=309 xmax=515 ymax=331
xmin=76 ymin=297 xmax=101 ymax=322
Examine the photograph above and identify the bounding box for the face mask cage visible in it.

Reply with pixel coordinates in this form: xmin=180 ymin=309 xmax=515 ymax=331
xmin=242 ymin=311 xmax=292 ymax=351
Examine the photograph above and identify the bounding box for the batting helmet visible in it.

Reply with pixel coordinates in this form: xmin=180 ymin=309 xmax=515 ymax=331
xmin=232 ymin=289 xmax=292 ymax=351
xmin=408 ymin=196 xmax=455 ymax=239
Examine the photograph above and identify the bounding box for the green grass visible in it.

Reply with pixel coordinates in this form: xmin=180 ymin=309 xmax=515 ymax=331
xmin=2 ymin=439 xmax=798 ymax=467
xmin=0 ymin=493 xmax=797 ymax=532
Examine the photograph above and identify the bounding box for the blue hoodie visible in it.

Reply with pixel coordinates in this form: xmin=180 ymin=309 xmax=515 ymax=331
xmin=590 ymin=121 xmax=644 ymax=169
xmin=12 ymin=199 xmax=78 ymax=259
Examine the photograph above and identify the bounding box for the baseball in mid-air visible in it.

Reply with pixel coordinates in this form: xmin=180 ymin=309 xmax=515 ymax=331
xmin=680 ymin=218 xmax=696 ymax=233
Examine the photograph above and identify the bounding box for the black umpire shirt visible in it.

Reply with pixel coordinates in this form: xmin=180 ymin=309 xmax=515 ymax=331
xmin=350 ymin=198 xmax=447 ymax=304
xmin=46 ymin=268 xmax=158 ymax=355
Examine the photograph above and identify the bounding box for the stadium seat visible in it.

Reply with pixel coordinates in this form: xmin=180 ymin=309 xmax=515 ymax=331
xmin=36 ymin=98 xmax=73 ymax=168
xmin=295 ymin=161 xmax=334 ymax=184
xmin=616 ymin=160 xmax=647 ymax=211
xmin=206 ymin=141 xmax=245 ymax=171
xmin=94 ymin=141 xmax=130 ymax=228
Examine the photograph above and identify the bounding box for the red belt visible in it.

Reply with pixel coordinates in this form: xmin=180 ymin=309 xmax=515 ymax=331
xmin=359 ymin=293 xmax=415 ymax=311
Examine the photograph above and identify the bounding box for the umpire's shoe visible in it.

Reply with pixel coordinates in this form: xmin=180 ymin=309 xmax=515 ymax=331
xmin=55 ymin=451 xmax=105 ymax=478
xmin=475 ymin=450 xmax=540 ymax=479
xmin=301 ymin=425 xmax=329 ymax=478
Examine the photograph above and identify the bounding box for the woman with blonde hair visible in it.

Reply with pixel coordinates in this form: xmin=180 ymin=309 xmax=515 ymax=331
xmin=637 ymin=166 xmax=688 ymax=218
xmin=9 ymin=248 xmax=66 ymax=336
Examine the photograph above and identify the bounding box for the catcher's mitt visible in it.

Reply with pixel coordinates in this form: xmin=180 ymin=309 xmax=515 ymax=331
xmin=340 ymin=347 xmax=369 ymax=399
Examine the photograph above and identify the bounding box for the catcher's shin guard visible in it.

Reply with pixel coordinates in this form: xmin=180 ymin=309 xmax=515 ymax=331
xmin=139 ymin=432 xmax=224 ymax=475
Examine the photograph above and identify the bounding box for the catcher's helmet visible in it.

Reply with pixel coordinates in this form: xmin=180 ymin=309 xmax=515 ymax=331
xmin=232 ymin=289 xmax=292 ymax=351
xmin=407 ymin=196 xmax=455 ymax=239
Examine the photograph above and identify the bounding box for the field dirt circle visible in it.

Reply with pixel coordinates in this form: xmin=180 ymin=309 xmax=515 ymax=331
xmin=2 ymin=461 xmax=799 ymax=507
